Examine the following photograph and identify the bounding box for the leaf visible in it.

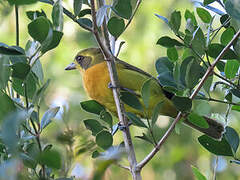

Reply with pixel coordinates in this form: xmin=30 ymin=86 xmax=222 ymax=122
xmin=96 ymin=5 xmax=110 ymax=27
xmin=100 ymin=111 xmax=113 ymax=128
xmin=31 ymin=59 xmax=44 ymax=83
xmin=203 ymin=0 xmax=216 ymax=6
xmin=207 ymin=43 xmax=238 ymax=59
xmin=20 ymin=153 xmax=37 ymax=169
xmin=135 ymin=133 xmax=153 ymax=145
xmin=156 ymin=36 xmax=183 ymax=48
xmin=225 ymin=0 xmax=240 ymax=22
xmin=224 ymin=60 xmax=239 ymax=79
xmin=80 ymin=100 xmax=105 ymax=115
xmin=0 ymin=92 xmax=16 ymax=122
xmin=32 ymin=79 xmax=50 ymax=105
xmin=230 ymin=89 xmax=240 ymax=98
xmin=120 ymin=91 xmax=143 ymax=111
xmin=203 ymin=75 xmax=213 ymax=94
xmin=40 ymin=107 xmax=60 ymax=130
xmin=52 ymin=0 xmax=63 ymax=31
xmin=196 ymin=8 xmax=212 ymax=23
xmin=184 ymin=10 xmax=197 ymax=26
xmin=42 ymin=30 xmax=63 ymax=53
xmin=11 ymin=62 xmax=30 ymax=80
xmin=187 ymin=112 xmax=209 ymax=129
xmin=198 ymin=135 xmax=233 ymax=156
xmin=26 ymin=10 xmax=47 ymax=20
xmin=37 ymin=150 xmax=61 ymax=169
xmin=220 ymin=14 xmax=231 ymax=28
xmin=151 ymin=101 xmax=163 ymax=126
xmin=169 ymin=10 xmax=181 ymax=34
xmin=191 ymin=166 xmax=207 ymax=180
xmin=0 ymin=42 xmax=25 ymax=55
xmin=7 ymin=0 xmax=38 ymax=5
xmin=0 ymin=55 xmax=10 ymax=89
xmin=107 ymin=17 xmax=125 ymax=38
xmin=84 ymin=119 xmax=103 ymax=136
xmin=185 ymin=59 xmax=204 ymax=89
xmin=73 ymin=0 xmax=83 ymax=16
xmin=167 ymin=47 xmax=178 ymax=62
xmin=155 ymin=14 xmax=169 ymax=24
xmin=216 ymin=60 xmax=225 ymax=72
xmin=225 ymin=126 xmax=239 ymax=153
xmin=141 ymin=79 xmax=152 ymax=108
xmin=221 ymin=27 xmax=235 ymax=46
xmin=126 ymin=112 xmax=147 ymax=128
xmin=172 ymin=96 xmax=192 ymax=112
xmin=191 ymin=27 xmax=205 ymax=56
xmin=78 ymin=9 xmax=91 ymax=17
xmin=112 ymin=0 xmax=132 ymax=19
xmin=28 ymin=16 xmax=52 ymax=44
xmin=77 ymin=18 xmax=93 ymax=28
xmin=96 ymin=130 xmax=113 ymax=150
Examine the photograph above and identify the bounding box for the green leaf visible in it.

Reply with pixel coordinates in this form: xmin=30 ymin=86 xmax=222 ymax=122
xmin=191 ymin=166 xmax=207 ymax=180
xmin=0 ymin=42 xmax=25 ymax=55
xmin=11 ymin=62 xmax=30 ymax=80
xmin=184 ymin=10 xmax=197 ymax=26
xmin=167 ymin=47 xmax=178 ymax=62
xmin=52 ymin=0 xmax=63 ymax=31
xmin=221 ymin=28 xmax=235 ymax=46
xmin=187 ymin=112 xmax=209 ymax=129
xmin=100 ymin=111 xmax=113 ymax=128
xmin=225 ymin=126 xmax=239 ymax=153
xmin=141 ymin=79 xmax=152 ymax=108
xmin=207 ymin=43 xmax=238 ymax=59
xmin=81 ymin=100 xmax=105 ymax=115
xmin=225 ymin=0 xmax=240 ymax=22
xmin=32 ymin=79 xmax=50 ymax=105
xmin=73 ymin=0 xmax=83 ymax=16
xmin=198 ymin=135 xmax=233 ymax=156
xmin=156 ymin=36 xmax=183 ymax=48
xmin=0 ymin=56 xmax=10 ymax=89
xmin=26 ymin=10 xmax=47 ymax=21
xmin=185 ymin=59 xmax=204 ymax=89
xmin=196 ymin=8 xmax=212 ymax=23
xmin=78 ymin=9 xmax=91 ymax=17
xmin=112 ymin=0 xmax=132 ymax=19
xmin=220 ymin=14 xmax=230 ymax=28
xmin=172 ymin=96 xmax=192 ymax=112
xmin=96 ymin=131 xmax=113 ymax=150
xmin=107 ymin=17 xmax=125 ymax=38
xmin=0 ymin=92 xmax=16 ymax=122
xmin=216 ymin=60 xmax=225 ymax=72
xmin=191 ymin=27 xmax=205 ymax=56
xmin=77 ymin=18 xmax=93 ymax=28
xmin=37 ymin=150 xmax=61 ymax=169
xmin=40 ymin=107 xmax=60 ymax=130
xmin=203 ymin=0 xmax=216 ymax=6
xmin=230 ymin=89 xmax=240 ymax=98
xmin=151 ymin=101 xmax=163 ymax=126
xmin=7 ymin=0 xmax=38 ymax=5
xmin=135 ymin=133 xmax=153 ymax=145
xmin=32 ymin=59 xmax=44 ymax=83
xmin=28 ymin=16 xmax=52 ymax=44
xmin=12 ymin=72 xmax=37 ymax=98
xmin=126 ymin=112 xmax=147 ymax=128
xmin=84 ymin=119 xmax=103 ymax=136
xmin=224 ymin=60 xmax=239 ymax=79
xmin=120 ymin=91 xmax=143 ymax=111
xmin=42 ymin=30 xmax=63 ymax=53
xmin=169 ymin=10 xmax=181 ymax=34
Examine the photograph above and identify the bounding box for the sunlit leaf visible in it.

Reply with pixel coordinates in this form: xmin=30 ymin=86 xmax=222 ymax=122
xmin=196 ymin=8 xmax=212 ymax=23
xmin=112 ymin=0 xmax=132 ymax=19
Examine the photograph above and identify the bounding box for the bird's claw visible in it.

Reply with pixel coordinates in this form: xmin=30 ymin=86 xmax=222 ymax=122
xmin=108 ymin=82 xmax=119 ymax=89
xmin=118 ymin=122 xmax=132 ymax=131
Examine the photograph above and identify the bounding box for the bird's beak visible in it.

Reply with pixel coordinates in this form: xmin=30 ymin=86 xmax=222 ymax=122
xmin=65 ymin=62 xmax=76 ymax=70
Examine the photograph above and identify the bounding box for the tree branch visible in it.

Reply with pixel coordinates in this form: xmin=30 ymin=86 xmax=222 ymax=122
xmin=137 ymin=29 xmax=240 ymax=170
xmin=90 ymin=1 xmax=141 ymax=179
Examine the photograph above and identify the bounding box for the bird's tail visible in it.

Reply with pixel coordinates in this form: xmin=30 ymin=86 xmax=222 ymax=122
xmin=183 ymin=116 xmax=225 ymax=139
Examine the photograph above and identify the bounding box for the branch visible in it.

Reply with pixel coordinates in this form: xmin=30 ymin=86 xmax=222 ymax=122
xmin=90 ymin=1 xmax=141 ymax=179
xmin=137 ymin=29 xmax=240 ymax=170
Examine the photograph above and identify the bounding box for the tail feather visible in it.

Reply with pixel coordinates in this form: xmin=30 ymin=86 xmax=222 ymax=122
xmin=183 ymin=116 xmax=225 ymax=139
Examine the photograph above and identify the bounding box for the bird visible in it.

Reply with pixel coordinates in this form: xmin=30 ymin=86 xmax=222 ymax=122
xmin=65 ymin=48 xmax=224 ymax=139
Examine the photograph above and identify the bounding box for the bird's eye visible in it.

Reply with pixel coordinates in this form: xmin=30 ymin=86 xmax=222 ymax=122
xmin=75 ymin=55 xmax=84 ymax=64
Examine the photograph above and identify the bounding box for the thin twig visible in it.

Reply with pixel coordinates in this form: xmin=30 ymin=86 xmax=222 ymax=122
xmin=15 ymin=5 xmax=20 ymax=99
xmin=90 ymin=1 xmax=141 ymax=179
xmin=116 ymin=163 xmax=130 ymax=171
xmin=213 ymin=72 xmax=240 ymax=89
xmin=137 ymin=30 xmax=240 ymax=170
xmin=212 ymin=156 xmax=218 ymax=180
xmin=196 ymin=97 xmax=240 ymax=106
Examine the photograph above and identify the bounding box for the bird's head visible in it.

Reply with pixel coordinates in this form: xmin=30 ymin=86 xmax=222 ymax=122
xmin=65 ymin=48 xmax=104 ymax=72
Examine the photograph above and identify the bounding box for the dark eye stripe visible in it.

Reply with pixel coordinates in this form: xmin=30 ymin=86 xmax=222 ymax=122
xmin=75 ymin=55 xmax=84 ymax=64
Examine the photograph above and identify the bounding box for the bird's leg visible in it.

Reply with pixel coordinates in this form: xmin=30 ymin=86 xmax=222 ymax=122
xmin=108 ymin=82 xmax=120 ymax=89
xmin=118 ymin=121 xmax=133 ymax=131
xmin=108 ymin=82 xmax=140 ymax=97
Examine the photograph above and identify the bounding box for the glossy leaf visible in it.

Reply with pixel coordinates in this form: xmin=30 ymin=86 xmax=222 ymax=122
xmin=221 ymin=28 xmax=235 ymax=46
xmin=191 ymin=27 xmax=205 ymax=56
xmin=52 ymin=0 xmax=63 ymax=31
xmin=187 ymin=112 xmax=209 ymax=129
xmin=224 ymin=60 xmax=239 ymax=79
xmin=40 ymin=107 xmax=60 ymax=130
xmin=169 ymin=10 xmax=181 ymax=34
xmin=0 ymin=42 xmax=25 ymax=55
xmin=196 ymin=8 xmax=212 ymax=23
xmin=31 ymin=59 xmax=44 ymax=83
xmin=77 ymin=18 xmax=93 ymax=28
xmin=78 ymin=9 xmax=91 ymax=17
xmin=107 ymin=17 xmax=125 ymax=38
xmin=225 ymin=126 xmax=239 ymax=153
xmin=191 ymin=166 xmax=207 ymax=180
xmin=220 ymin=14 xmax=230 ymax=28
xmin=73 ymin=0 xmax=83 ymax=16
xmin=198 ymin=135 xmax=233 ymax=156
xmin=80 ymin=100 xmax=105 ymax=115
xmin=100 ymin=111 xmax=113 ymax=128
xmin=11 ymin=62 xmax=30 ymax=80
xmin=84 ymin=119 xmax=103 ymax=136
xmin=167 ymin=47 xmax=178 ymax=62
xmin=203 ymin=0 xmax=215 ymax=5
xmin=172 ymin=96 xmax=192 ymax=112
xmin=156 ymin=36 xmax=183 ymax=48
xmin=112 ymin=0 xmax=132 ymax=19
xmin=96 ymin=130 xmax=113 ymax=150
xmin=120 ymin=91 xmax=143 ymax=111
xmin=42 ymin=30 xmax=63 ymax=53
xmin=184 ymin=9 xmax=197 ymax=26
xmin=126 ymin=112 xmax=147 ymax=128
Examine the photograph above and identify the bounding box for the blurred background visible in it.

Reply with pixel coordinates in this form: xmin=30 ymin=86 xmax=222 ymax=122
xmin=1 ymin=0 xmax=240 ymax=179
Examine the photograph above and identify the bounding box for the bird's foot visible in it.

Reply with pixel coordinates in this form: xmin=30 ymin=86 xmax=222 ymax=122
xmin=108 ymin=82 xmax=119 ymax=89
xmin=118 ymin=122 xmax=132 ymax=131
